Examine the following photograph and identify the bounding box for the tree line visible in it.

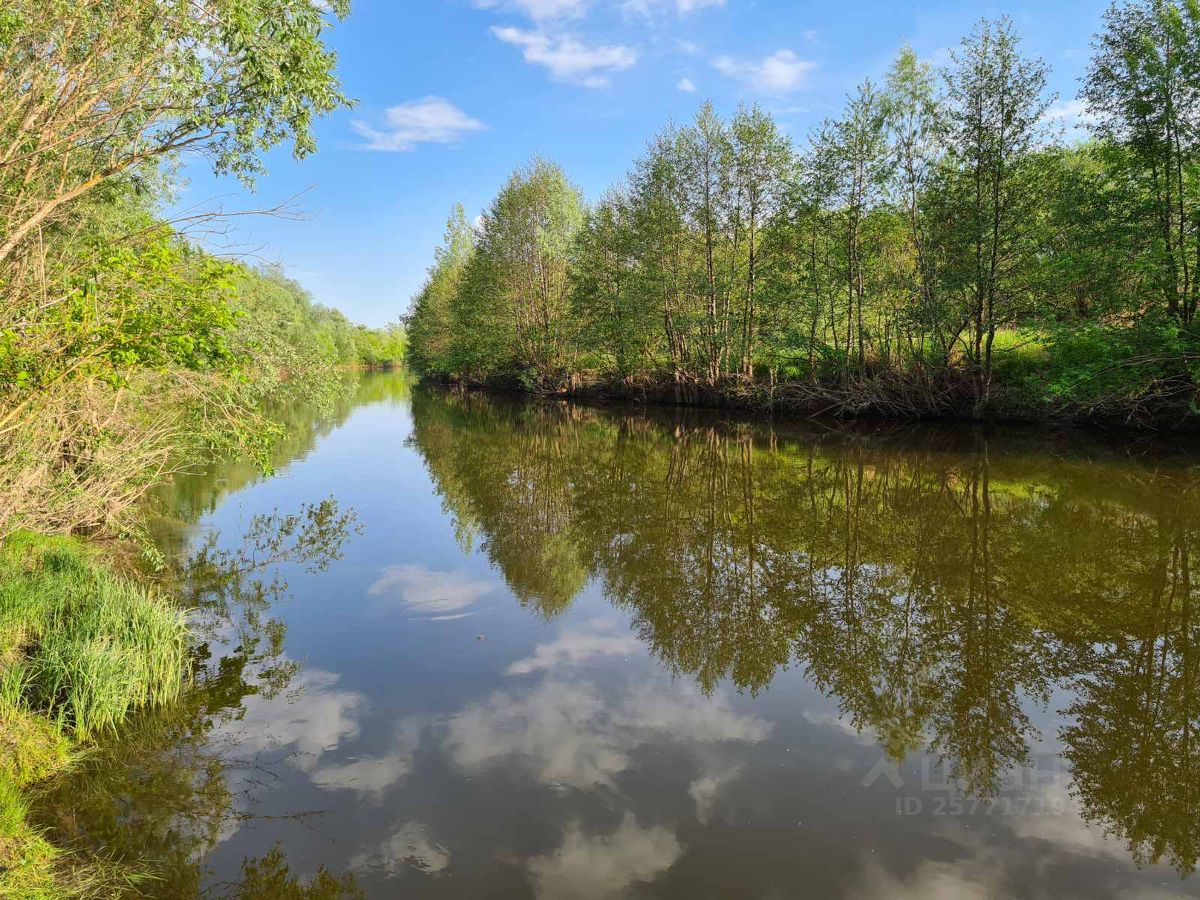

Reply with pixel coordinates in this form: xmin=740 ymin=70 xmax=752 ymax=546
xmin=0 ymin=0 xmax=402 ymax=539
xmin=407 ymin=2 xmax=1200 ymax=425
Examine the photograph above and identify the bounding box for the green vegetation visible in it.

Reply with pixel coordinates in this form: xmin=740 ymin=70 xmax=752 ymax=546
xmin=407 ymin=3 xmax=1200 ymax=427
xmin=0 ymin=532 xmax=189 ymax=738
xmin=0 ymin=532 xmax=188 ymax=898
xmin=29 ymin=498 xmax=361 ymax=899
xmin=0 ymin=1 xmax=395 ymax=895
xmin=0 ymin=0 xmax=404 ymax=541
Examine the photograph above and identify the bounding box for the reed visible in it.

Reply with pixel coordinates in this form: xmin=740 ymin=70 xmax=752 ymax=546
xmin=0 ymin=532 xmax=190 ymax=738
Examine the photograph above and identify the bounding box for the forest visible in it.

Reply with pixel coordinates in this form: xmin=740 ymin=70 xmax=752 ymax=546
xmin=407 ymin=3 xmax=1200 ymax=427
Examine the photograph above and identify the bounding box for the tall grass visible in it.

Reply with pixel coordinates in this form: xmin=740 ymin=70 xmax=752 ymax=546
xmin=0 ymin=531 xmax=190 ymax=738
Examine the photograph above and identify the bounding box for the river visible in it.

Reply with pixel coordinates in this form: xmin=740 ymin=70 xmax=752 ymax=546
xmin=32 ymin=371 xmax=1200 ymax=898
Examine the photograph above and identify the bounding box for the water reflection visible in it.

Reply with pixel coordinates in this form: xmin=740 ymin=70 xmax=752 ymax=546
xmin=408 ymin=387 xmax=1200 ymax=878
xmin=30 ymin=375 xmax=1200 ymax=897
xmin=32 ymin=497 xmax=362 ymax=897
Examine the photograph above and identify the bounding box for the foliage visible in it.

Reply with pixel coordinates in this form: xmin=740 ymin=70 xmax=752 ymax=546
xmin=408 ymin=4 xmax=1200 ymax=427
xmin=223 ymin=846 xmax=364 ymax=900
xmin=0 ymin=531 xmax=197 ymax=898
xmin=0 ymin=0 xmax=351 ymax=267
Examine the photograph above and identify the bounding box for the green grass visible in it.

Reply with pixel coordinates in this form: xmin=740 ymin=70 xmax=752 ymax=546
xmin=0 ymin=531 xmax=190 ymax=738
xmin=0 ymin=771 xmax=62 ymax=899
xmin=0 ymin=531 xmax=191 ymax=898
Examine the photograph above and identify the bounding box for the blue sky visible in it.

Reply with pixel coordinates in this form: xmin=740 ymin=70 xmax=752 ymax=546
xmin=175 ymin=0 xmax=1112 ymax=327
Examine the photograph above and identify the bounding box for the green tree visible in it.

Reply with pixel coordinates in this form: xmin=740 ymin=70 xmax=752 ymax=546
xmin=1084 ymin=0 xmax=1200 ymax=326
xmin=942 ymin=17 xmax=1052 ymax=417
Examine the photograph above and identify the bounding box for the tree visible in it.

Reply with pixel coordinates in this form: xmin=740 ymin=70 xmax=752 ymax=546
xmin=679 ymin=103 xmax=735 ymax=385
xmin=475 ymin=159 xmax=585 ymax=389
xmin=0 ymin=0 xmax=349 ymax=266
xmin=406 ymin=205 xmax=476 ymax=377
xmin=884 ymin=47 xmax=951 ymax=364
xmin=571 ymin=187 xmax=660 ymax=380
xmin=730 ymin=105 xmax=793 ymax=376
xmin=942 ymin=17 xmax=1052 ymax=417
xmin=1084 ymin=0 xmax=1200 ymax=326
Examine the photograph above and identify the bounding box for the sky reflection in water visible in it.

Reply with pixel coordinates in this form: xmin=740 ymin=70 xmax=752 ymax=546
xmin=36 ymin=372 xmax=1200 ymax=899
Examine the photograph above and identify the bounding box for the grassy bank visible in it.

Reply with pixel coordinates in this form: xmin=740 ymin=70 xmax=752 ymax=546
xmin=0 ymin=532 xmax=190 ymax=898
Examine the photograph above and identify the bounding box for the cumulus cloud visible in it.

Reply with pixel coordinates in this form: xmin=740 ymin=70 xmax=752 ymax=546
xmin=506 ymin=619 xmax=639 ymax=675
xmin=852 ymin=856 xmax=1001 ymax=900
xmin=311 ymin=719 xmax=424 ymax=799
xmin=712 ymin=49 xmax=815 ymax=94
xmin=527 ymin=813 xmax=683 ymax=899
xmin=624 ymin=0 xmax=724 ymax=15
xmin=1007 ymin=780 xmax=1132 ymax=861
xmin=367 ymin=564 xmax=494 ymax=616
xmin=1041 ymin=98 xmax=1098 ymax=134
xmin=351 ymin=97 xmax=486 ymax=152
xmin=350 ymin=821 xmax=451 ymax=878
xmin=688 ymin=762 xmax=742 ymax=823
xmin=491 ymin=26 xmax=637 ymax=87
xmin=676 ymin=77 xmax=696 ymax=93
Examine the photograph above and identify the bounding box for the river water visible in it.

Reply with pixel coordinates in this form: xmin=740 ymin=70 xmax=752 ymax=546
xmin=33 ymin=371 xmax=1200 ymax=898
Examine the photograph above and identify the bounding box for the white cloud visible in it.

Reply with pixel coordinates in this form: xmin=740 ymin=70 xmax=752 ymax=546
xmin=712 ymin=49 xmax=815 ymax=94
xmin=688 ymin=762 xmax=742 ymax=823
xmin=624 ymin=0 xmax=724 ymax=16
xmin=1007 ymin=780 xmax=1132 ymax=861
xmin=312 ymin=752 xmax=412 ymax=798
xmin=527 ymin=814 xmax=682 ymax=899
xmin=351 ymin=97 xmax=486 ymax=152
xmin=350 ymin=821 xmax=451 ymax=878
xmin=367 ymin=564 xmax=494 ymax=616
xmin=852 ymin=855 xmax=1001 ymax=900
xmin=491 ymin=26 xmax=637 ymax=88
xmin=676 ymin=77 xmax=696 ymax=93
xmin=507 ymin=619 xmax=639 ymax=675
xmin=801 ymin=708 xmax=877 ymax=745
xmin=1042 ymin=99 xmax=1098 ymax=131
xmin=475 ymin=0 xmax=591 ymax=20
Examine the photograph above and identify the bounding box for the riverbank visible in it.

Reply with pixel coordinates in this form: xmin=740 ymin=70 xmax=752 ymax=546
xmin=421 ymin=366 xmax=1200 ymax=434
xmin=0 ymin=532 xmax=190 ymax=898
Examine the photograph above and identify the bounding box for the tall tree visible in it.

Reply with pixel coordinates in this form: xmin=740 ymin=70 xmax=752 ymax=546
xmin=1084 ymin=0 xmax=1200 ymax=326
xmin=943 ymin=17 xmax=1052 ymax=417
xmin=730 ymin=105 xmax=793 ymax=376
xmin=679 ymin=103 xmax=735 ymax=384
xmin=407 ymin=206 xmax=476 ymax=377
xmin=475 ymin=159 xmax=585 ymax=388
xmin=884 ymin=47 xmax=951 ymax=364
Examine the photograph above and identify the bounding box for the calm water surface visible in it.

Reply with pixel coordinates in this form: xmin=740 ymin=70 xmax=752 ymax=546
xmin=34 ymin=372 xmax=1200 ymax=898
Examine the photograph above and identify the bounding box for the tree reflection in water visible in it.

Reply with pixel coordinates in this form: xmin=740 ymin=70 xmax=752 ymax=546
xmin=408 ymin=387 xmax=1200 ymax=876
xmin=31 ymin=499 xmax=362 ymax=898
